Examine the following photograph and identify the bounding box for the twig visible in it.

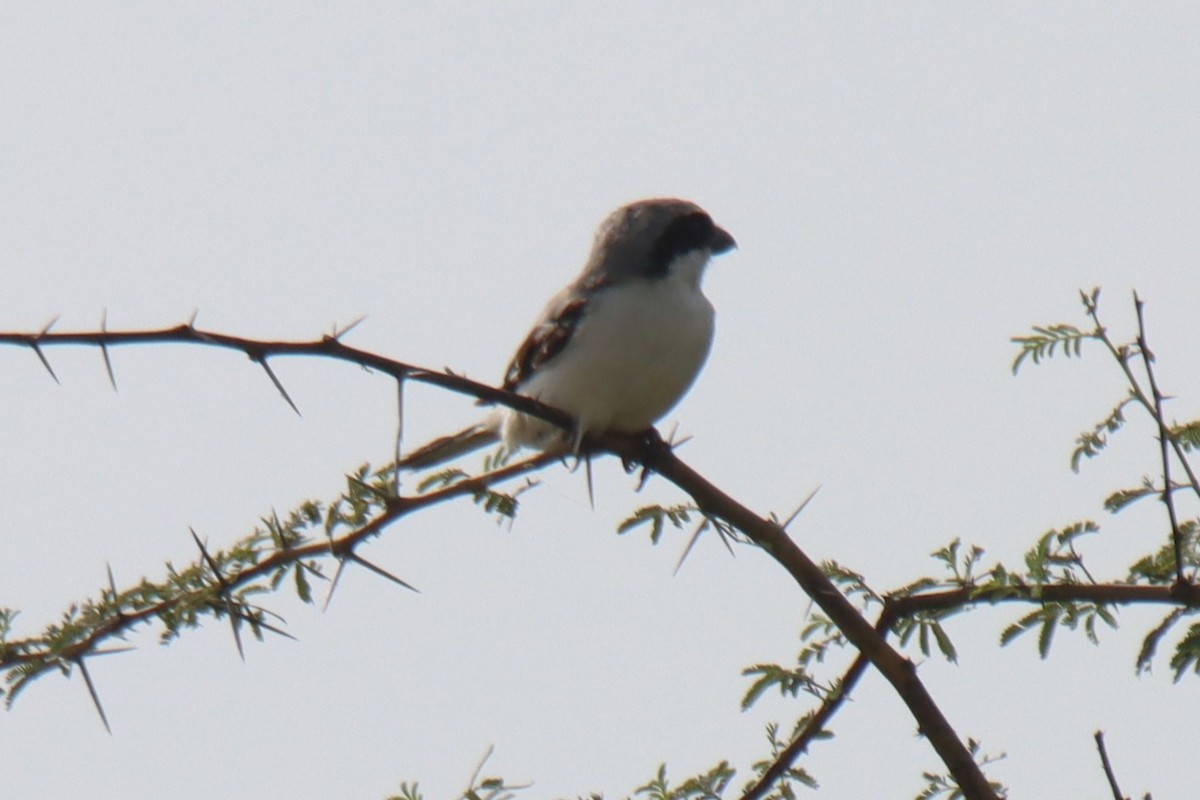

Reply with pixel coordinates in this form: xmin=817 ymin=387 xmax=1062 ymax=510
xmin=1094 ymin=731 xmax=1129 ymax=800
xmin=1 ymin=449 xmax=560 ymax=677
xmin=616 ymin=434 xmax=1000 ymax=800
xmin=739 ymin=652 xmax=869 ymax=800
xmin=1133 ymin=294 xmax=1185 ymax=583
xmin=0 ymin=323 xmax=575 ymax=432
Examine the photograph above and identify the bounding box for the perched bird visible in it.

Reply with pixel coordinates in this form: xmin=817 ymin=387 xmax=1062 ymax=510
xmin=402 ymin=197 xmax=735 ymax=469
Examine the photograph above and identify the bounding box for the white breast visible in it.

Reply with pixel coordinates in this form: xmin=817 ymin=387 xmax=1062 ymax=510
xmin=503 ymin=251 xmax=715 ymax=448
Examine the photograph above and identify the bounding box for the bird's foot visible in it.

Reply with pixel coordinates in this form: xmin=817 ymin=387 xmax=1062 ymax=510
xmin=620 ymin=427 xmax=671 ymax=488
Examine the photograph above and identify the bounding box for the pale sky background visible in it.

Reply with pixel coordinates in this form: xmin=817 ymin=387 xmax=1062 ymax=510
xmin=3 ymin=4 xmax=1200 ymax=799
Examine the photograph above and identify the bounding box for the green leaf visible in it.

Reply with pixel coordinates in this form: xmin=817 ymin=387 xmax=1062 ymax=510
xmin=1104 ymin=483 xmax=1157 ymax=513
xmin=740 ymin=664 xmax=814 ymax=709
xmin=1170 ymin=621 xmax=1200 ymax=681
xmin=1170 ymin=419 xmax=1200 ymax=452
xmin=617 ymin=506 xmax=666 ymax=543
xmin=294 ymin=564 xmax=312 ymax=604
xmin=1037 ymin=607 xmax=1059 ymax=657
xmin=930 ymin=622 xmax=958 ymax=663
xmin=1000 ymin=608 xmax=1044 ymax=647
xmin=1011 ymin=323 xmax=1093 ymax=374
xmin=416 ymin=468 xmax=468 ymax=494
xmin=1070 ymin=394 xmax=1133 ymax=472
xmin=616 ymin=504 xmax=700 ymax=546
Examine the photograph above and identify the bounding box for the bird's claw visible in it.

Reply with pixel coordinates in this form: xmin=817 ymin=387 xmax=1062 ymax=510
xmin=621 ymin=427 xmax=669 ymax=489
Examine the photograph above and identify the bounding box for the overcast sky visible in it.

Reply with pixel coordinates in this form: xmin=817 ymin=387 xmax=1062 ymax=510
xmin=3 ymin=4 xmax=1200 ymax=799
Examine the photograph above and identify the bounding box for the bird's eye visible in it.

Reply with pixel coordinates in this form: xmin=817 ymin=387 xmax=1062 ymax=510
xmin=651 ymin=212 xmax=716 ymax=272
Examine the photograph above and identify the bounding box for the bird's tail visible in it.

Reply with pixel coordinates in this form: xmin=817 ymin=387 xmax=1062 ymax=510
xmin=399 ymin=424 xmax=501 ymax=471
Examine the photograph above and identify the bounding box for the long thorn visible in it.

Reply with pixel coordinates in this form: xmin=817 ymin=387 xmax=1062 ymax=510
xmin=780 ymin=486 xmax=822 ymax=532
xmin=226 ymin=604 xmax=245 ymax=661
xmin=76 ymin=658 xmax=112 ymax=734
xmin=585 ymin=452 xmax=595 ymax=510
xmin=715 ymin=520 xmax=738 ymax=557
xmin=323 ymin=557 xmax=349 ymax=612
xmin=90 ymin=646 xmax=137 ymax=658
xmin=233 ymin=609 xmax=297 ymax=642
xmin=257 ymin=358 xmax=301 ymax=416
xmin=394 ymin=376 xmax=404 ymax=496
xmin=189 ymin=527 xmax=223 ymax=584
xmin=30 ymin=342 xmax=59 ymax=383
xmin=674 ymin=518 xmax=710 ymax=575
xmin=100 ymin=309 xmax=117 ymax=391
xmin=333 ymin=315 xmax=368 ymax=340
xmin=347 ymin=552 xmax=420 ymax=593
xmin=190 ymin=527 xmax=244 ymax=660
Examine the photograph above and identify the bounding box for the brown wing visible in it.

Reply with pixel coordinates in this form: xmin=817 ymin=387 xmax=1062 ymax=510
xmin=502 ymin=294 xmax=590 ymax=391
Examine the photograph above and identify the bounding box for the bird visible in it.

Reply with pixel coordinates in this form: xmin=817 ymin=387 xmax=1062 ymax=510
xmin=400 ymin=197 xmax=736 ymax=470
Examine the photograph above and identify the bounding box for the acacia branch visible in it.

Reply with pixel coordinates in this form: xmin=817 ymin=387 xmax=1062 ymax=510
xmin=0 ymin=322 xmax=575 ymax=431
xmin=0 ymin=450 xmax=559 ymax=674
xmin=1094 ymin=731 xmax=1130 ymax=800
xmin=742 ymin=577 xmax=1200 ymax=799
xmin=751 ymin=290 xmax=1200 ymax=797
xmin=1133 ymin=294 xmax=1187 ymax=584
xmin=598 ymin=435 xmax=1001 ymax=800
xmin=6 ymin=317 xmax=1199 ymax=796
xmin=739 ymin=650 xmax=870 ymax=800
xmin=883 ymin=582 xmax=1200 ymax=620
xmin=2 ymin=322 xmax=1001 ymax=797
xmin=1084 ymin=294 xmax=1200 ymax=557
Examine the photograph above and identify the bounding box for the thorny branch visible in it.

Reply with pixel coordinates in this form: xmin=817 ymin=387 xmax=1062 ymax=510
xmin=0 ymin=319 xmax=1000 ymax=799
xmin=1083 ymin=290 xmax=1200 ymax=578
xmin=1 ymin=447 xmax=558 ymax=683
xmin=0 ymin=322 xmax=576 ymax=431
xmin=1094 ymin=731 xmax=1130 ymax=800
xmin=1135 ymin=294 xmax=1186 ymax=583
xmin=4 ymin=291 xmax=1200 ymax=800
xmin=744 ymin=289 xmax=1200 ymax=797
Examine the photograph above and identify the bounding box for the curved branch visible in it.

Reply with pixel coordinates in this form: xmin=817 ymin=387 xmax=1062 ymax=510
xmin=0 ymin=323 xmax=575 ymax=432
xmin=0 ymin=451 xmax=559 ymax=674
xmin=739 ymin=650 xmax=871 ymax=800
xmin=3 ymin=324 xmax=1001 ymax=796
xmin=883 ymin=582 xmax=1200 ymax=621
xmin=602 ymin=436 xmax=1001 ymax=800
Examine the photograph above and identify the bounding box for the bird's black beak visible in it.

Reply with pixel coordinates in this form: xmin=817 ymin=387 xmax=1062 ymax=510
xmin=709 ymin=224 xmax=737 ymax=255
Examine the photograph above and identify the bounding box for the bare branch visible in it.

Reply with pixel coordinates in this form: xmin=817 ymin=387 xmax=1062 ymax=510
xmin=609 ymin=434 xmax=1000 ymax=800
xmin=0 ymin=322 xmax=575 ymax=432
xmin=1094 ymin=731 xmax=1129 ymax=800
xmin=1133 ymin=293 xmax=1185 ymax=583
xmin=740 ymin=652 xmax=869 ymax=800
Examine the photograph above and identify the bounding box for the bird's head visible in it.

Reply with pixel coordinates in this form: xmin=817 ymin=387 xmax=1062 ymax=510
xmin=586 ymin=198 xmax=736 ymax=284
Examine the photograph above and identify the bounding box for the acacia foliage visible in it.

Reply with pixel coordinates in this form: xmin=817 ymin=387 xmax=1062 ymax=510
xmin=2 ymin=288 xmax=1197 ymax=800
